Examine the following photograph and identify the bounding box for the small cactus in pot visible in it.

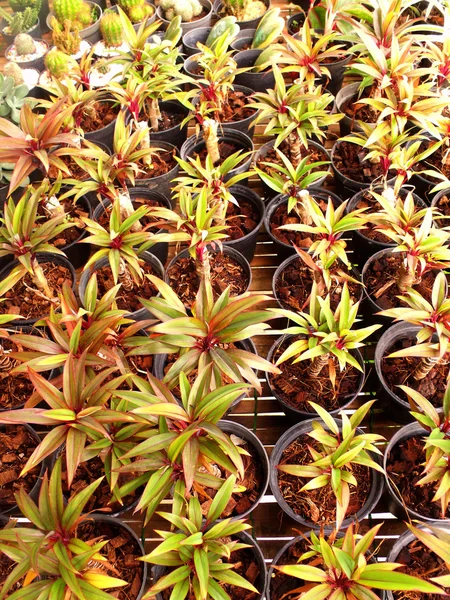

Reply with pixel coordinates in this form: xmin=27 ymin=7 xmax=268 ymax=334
xmin=160 ymin=0 xmax=203 ymax=22
xmin=45 ymin=47 xmax=77 ymax=77
xmin=3 ymin=61 xmax=24 ymax=85
xmin=50 ymin=17 xmax=82 ymax=54
xmin=52 ymin=0 xmax=96 ymax=30
xmin=117 ymin=0 xmax=153 ymax=23
xmin=14 ymin=32 xmax=36 ymax=55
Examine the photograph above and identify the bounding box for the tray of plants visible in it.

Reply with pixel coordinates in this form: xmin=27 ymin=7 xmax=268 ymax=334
xmin=1 ymin=0 xmax=450 ymax=599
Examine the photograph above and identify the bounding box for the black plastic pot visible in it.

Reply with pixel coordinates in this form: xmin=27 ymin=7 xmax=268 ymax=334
xmin=331 ymin=139 xmax=396 ymax=198
xmin=234 ymin=49 xmax=276 ymax=93
xmin=59 ymin=194 xmax=92 ymax=269
xmin=0 ymin=424 xmax=47 ymax=517
xmin=46 ymin=2 xmax=102 ymax=44
xmin=254 ymin=139 xmax=332 ymax=201
xmin=183 ymin=52 xmax=204 ymax=80
xmin=182 ymin=26 xmax=211 ymax=56
xmin=224 ymin=185 xmax=264 ymax=262
xmin=230 ymin=28 xmax=256 ymax=51
xmin=264 ymin=187 xmax=341 ymax=260
xmin=374 ymin=322 xmax=428 ymax=422
xmin=81 ymin=514 xmax=148 ymax=599
xmin=156 ymin=0 xmax=212 ymax=32
xmin=266 ymin=334 xmax=365 ymax=424
xmin=319 ymin=50 xmax=353 ymax=97
xmin=83 ymin=99 xmax=118 ymax=152
xmin=181 ymin=129 xmax=254 ymax=184
xmin=347 ymin=186 xmax=426 ymax=265
xmin=213 ymin=0 xmax=270 ymax=28
xmin=431 ymin=186 xmax=450 ymax=218
xmin=384 ymin=524 xmax=450 ymax=600
xmin=411 ymin=169 xmax=441 ymax=206
xmin=287 ymin=12 xmax=305 ymax=35
xmin=335 ymin=81 xmax=365 ymax=136
xmin=146 ymin=100 xmax=189 ymax=150
xmin=152 ymin=529 xmax=267 ymax=600
xmin=383 ymin=422 xmax=450 ymax=523
xmin=92 ymin=189 xmax=171 ymax=265
xmin=153 ymin=337 xmax=259 ymax=414
xmin=0 ymin=252 xmax=76 ymax=326
xmin=79 ymin=250 xmax=164 ymax=321
xmin=165 ymin=245 xmax=252 ymax=299
xmin=131 ymin=140 xmax=179 ymax=201
xmin=5 ymin=38 xmax=48 ymax=71
xmin=2 ymin=18 xmax=41 ymax=47
xmin=270 ymin=418 xmax=384 ymax=532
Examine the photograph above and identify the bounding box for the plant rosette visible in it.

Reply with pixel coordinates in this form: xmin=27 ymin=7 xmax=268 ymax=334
xmin=269 ymin=415 xmax=385 ymax=532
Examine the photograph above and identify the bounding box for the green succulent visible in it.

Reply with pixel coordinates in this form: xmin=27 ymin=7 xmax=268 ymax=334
xmin=0 ymin=73 xmax=31 ymax=124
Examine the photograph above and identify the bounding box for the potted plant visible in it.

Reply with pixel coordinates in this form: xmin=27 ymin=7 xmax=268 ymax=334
xmin=115 ymin=0 xmax=154 ymax=27
xmin=267 ymin=282 xmax=380 ymax=420
xmin=384 ymin=379 xmax=450 ymax=521
xmin=270 ymin=400 xmax=385 ymax=531
xmin=136 ymin=275 xmax=280 ymax=392
xmin=157 ymin=0 xmax=213 ymax=33
xmin=0 ymin=70 xmax=35 ymax=127
xmin=5 ymin=32 xmax=48 ymax=71
xmin=143 ymin=476 xmax=266 ymax=599
xmin=0 ymin=457 xmax=147 ymax=600
xmin=230 ymin=7 xmax=284 ymax=51
xmin=46 ymin=0 xmax=102 ymax=44
xmin=182 ymin=14 xmax=240 ymax=56
xmin=0 ymin=0 xmax=41 ymax=46
xmin=93 ymin=9 xmax=128 ymax=55
xmin=213 ymin=0 xmax=270 ymax=28
xmin=250 ymin=66 xmax=341 ymax=189
xmin=271 ymin=523 xmax=443 ymax=600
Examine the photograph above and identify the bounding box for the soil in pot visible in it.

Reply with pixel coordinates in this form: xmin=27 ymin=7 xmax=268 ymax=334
xmin=386 ymin=435 xmax=449 ymax=520
xmin=256 ymin=141 xmax=328 ymax=181
xmin=48 ymin=155 xmax=91 ymax=181
xmin=433 ymin=191 xmax=450 ymax=227
xmin=61 ymin=454 xmax=142 ymax=514
xmin=226 ymin=200 xmax=259 ymax=241
xmin=133 ymin=148 xmax=177 ymax=180
xmin=166 ymin=252 xmax=249 ymax=307
xmin=0 ymin=330 xmax=46 ymax=410
xmin=38 ymin=198 xmax=89 ymax=249
xmin=269 ymin=336 xmax=362 ymax=413
xmin=0 ymin=425 xmax=40 ymax=512
xmin=149 ymin=108 xmax=185 ymax=132
xmin=270 ymin=538 xmax=310 ymax=600
xmin=214 ymin=89 xmax=256 ymax=123
xmin=275 ymin=257 xmax=361 ymax=312
xmin=196 ymin=140 xmax=248 ymax=168
xmin=277 ymin=435 xmax=370 ymax=525
xmin=393 ymin=537 xmax=450 ymax=600
xmin=333 ymin=141 xmax=393 ymax=183
xmin=381 ymin=337 xmax=449 ymax=407
xmin=97 ymin=196 xmax=165 ymax=231
xmin=0 ymin=262 xmax=74 ymax=321
xmin=160 ymin=545 xmax=261 ymax=600
xmin=79 ymin=101 xmax=120 ymax=133
xmin=364 ymin=252 xmax=436 ymax=310
xmin=341 ymin=88 xmax=378 ymax=126
xmin=77 ymin=518 xmax=144 ymax=600
xmin=96 ymin=263 xmax=159 ymax=312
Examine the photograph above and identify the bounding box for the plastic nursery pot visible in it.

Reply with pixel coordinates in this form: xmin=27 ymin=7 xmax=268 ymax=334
xmin=81 ymin=513 xmax=148 ymax=600
xmin=230 ymin=28 xmax=256 ymax=51
xmin=46 ymin=1 xmax=102 ymax=44
xmin=128 ymin=140 xmax=179 ymax=201
xmin=431 ymin=186 xmax=450 ymax=218
xmin=264 ymin=187 xmax=341 ymax=261
xmin=383 ymin=422 xmax=450 ymax=523
xmin=374 ymin=322 xmax=431 ymax=422
xmin=0 ymin=252 xmax=76 ymax=326
xmin=269 ymin=418 xmax=384 ymax=532
xmin=180 ymin=129 xmax=254 ymax=184
xmin=165 ymin=245 xmax=252 ymax=299
xmin=152 ymin=529 xmax=267 ymax=600
xmin=287 ymin=12 xmax=305 ymax=35
xmin=331 ymin=139 xmax=396 ymax=199
xmin=79 ymin=250 xmax=164 ymax=321
xmin=145 ymin=100 xmax=189 ymax=151
xmin=182 ymin=26 xmax=211 ymax=56
xmin=92 ymin=189 xmax=171 ymax=265
xmin=318 ymin=50 xmax=353 ymax=98
xmin=334 ymin=81 xmax=366 ymax=136
xmin=213 ymin=0 xmax=270 ymax=28
xmin=0 ymin=424 xmax=48 ymax=517
xmin=5 ymin=38 xmax=48 ymax=71
xmin=411 ymin=166 xmax=442 ymax=206
xmin=272 ymin=254 xmax=362 ymax=316
xmin=1 ymin=18 xmax=42 ymax=47
xmin=253 ymin=139 xmax=332 ymax=202
xmin=347 ymin=186 xmax=426 ymax=266
xmin=266 ymin=334 xmax=365 ymax=424
xmin=234 ymin=49 xmax=276 ymax=93
xmin=384 ymin=525 xmax=450 ymax=600
xmin=83 ymin=98 xmax=119 ymax=152
xmin=153 ymin=338 xmax=259 ymax=415
xmin=156 ymin=0 xmax=213 ymax=33
xmin=223 ymin=184 xmax=265 ymax=262
xmin=183 ymin=52 xmax=204 ymax=80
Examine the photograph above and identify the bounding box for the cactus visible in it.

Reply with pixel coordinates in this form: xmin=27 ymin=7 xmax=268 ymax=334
xmin=127 ymin=2 xmax=152 ymax=22
xmin=45 ymin=47 xmax=77 ymax=76
xmin=14 ymin=33 xmax=36 ymax=55
xmin=100 ymin=11 xmax=123 ymax=47
xmin=160 ymin=0 xmax=203 ymax=22
xmin=53 ymin=0 xmax=83 ymax=23
xmin=0 ymin=0 xmax=40 ymax=35
xmin=76 ymin=1 xmax=95 ymax=27
xmin=51 ymin=18 xmax=82 ymax=54
xmin=222 ymin=0 xmax=265 ymax=21
xmin=3 ymin=62 xmax=24 ymax=85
